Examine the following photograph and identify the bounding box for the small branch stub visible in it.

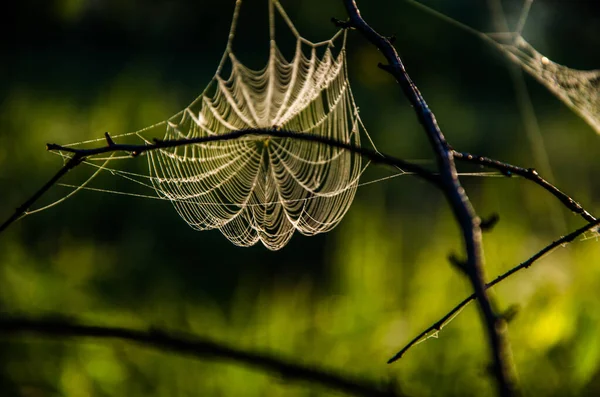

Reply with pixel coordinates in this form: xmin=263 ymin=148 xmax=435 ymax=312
xmin=448 ymin=253 xmax=468 ymax=274
xmin=104 ymin=132 xmax=116 ymax=146
xmin=501 ymin=305 xmax=520 ymax=324
xmin=377 ymin=63 xmax=394 ymax=73
xmin=480 ymin=213 xmax=500 ymax=232
xmin=331 ymin=17 xmax=353 ymax=29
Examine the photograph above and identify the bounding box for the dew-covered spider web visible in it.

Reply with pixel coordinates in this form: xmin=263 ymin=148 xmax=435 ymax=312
xmin=51 ymin=0 xmax=376 ymax=251
xmin=141 ymin=0 xmax=367 ymax=250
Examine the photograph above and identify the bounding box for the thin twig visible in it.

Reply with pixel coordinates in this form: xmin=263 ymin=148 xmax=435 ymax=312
xmin=0 ymin=155 xmax=83 ymax=234
xmin=0 ymin=129 xmax=439 ymax=237
xmin=388 ymin=218 xmax=600 ymax=363
xmin=0 ymin=316 xmax=403 ymax=397
xmin=337 ymin=2 xmax=518 ymax=395
xmin=454 ymin=151 xmax=596 ymax=223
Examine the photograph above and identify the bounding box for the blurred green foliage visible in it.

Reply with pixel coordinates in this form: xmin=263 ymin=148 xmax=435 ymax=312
xmin=1 ymin=0 xmax=599 ymax=396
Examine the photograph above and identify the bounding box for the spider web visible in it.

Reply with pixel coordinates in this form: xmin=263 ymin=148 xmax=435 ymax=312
xmin=142 ymin=0 xmax=367 ymax=250
xmin=52 ymin=0 xmax=374 ymax=251
xmin=408 ymin=0 xmax=600 ymax=136
xmin=491 ymin=34 xmax=600 ymax=135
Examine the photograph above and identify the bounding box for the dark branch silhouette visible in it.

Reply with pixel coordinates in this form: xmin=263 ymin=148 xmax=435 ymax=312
xmin=453 ymin=151 xmax=596 ymax=223
xmin=389 ymin=218 xmax=600 ymax=363
xmin=0 ymin=129 xmax=439 ymax=237
xmin=0 ymin=155 xmax=83 ymax=234
xmin=0 ymin=3 xmax=596 ymax=396
xmin=337 ymin=2 xmax=519 ymax=395
xmin=0 ymin=315 xmax=404 ymax=397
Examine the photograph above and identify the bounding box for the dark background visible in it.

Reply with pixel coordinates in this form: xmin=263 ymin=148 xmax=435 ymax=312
xmin=1 ymin=0 xmax=599 ymax=395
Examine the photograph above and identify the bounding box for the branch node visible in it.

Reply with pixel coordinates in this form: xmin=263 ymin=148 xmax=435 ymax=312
xmin=448 ymin=253 xmax=468 ymax=274
xmin=71 ymin=155 xmax=84 ymax=167
xmin=331 ymin=17 xmax=353 ymax=29
xmin=104 ymin=132 xmax=115 ymax=146
xmin=480 ymin=213 xmax=500 ymax=232
xmin=500 ymin=304 xmax=520 ymax=324
xmin=377 ymin=63 xmax=394 ymax=73
xmin=46 ymin=143 xmax=62 ymax=151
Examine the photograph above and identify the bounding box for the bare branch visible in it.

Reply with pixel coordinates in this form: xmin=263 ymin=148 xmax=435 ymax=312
xmin=389 ymin=218 xmax=600 ymax=363
xmin=0 ymin=155 xmax=83 ymax=234
xmin=0 ymin=128 xmax=439 ymax=237
xmin=0 ymin=315 xmax=404 ymax=397
xmin=339 ymin=1 xmax=519 ymax=395
xmin=454 ymin=151 xmax=596 ymax=223
xmin=46 ymin=129 xmax=437 ymax=183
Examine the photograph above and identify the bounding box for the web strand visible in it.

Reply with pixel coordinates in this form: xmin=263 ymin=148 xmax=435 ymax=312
xmin=406 ymin=0 xmax=600 ymax=136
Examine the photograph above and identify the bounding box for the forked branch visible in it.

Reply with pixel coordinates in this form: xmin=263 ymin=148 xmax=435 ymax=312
xmin=3 ymin=130 xmax=592 ymax=241
xmin=45 ymin=129 xmax=437 ymax=183
xmin=338 ymin=1 xmax=519 ymax=395
xmin=0 ymin=129 xmax=440 ymax=237
xmin=389 ymin=217 xmax=600 ymax=363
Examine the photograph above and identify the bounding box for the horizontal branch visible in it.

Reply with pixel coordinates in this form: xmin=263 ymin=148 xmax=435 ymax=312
xmin=388 ymin=217 xmax=600 ymax=363
xmin=47 ymin=129 xmax=439 ymax=185
xmin=453 ymin=151 xmax=596 ymax=223
xmin=0 ymin=129 xmax=440 ymax=238
xmin=0 ymin=316 xmax=403 ymax=397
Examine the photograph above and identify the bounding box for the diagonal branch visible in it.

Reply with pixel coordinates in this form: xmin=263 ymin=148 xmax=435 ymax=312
xmin=0 ymin=129 xmax=439 ymax=237
xmin=453 ymin=151 xmax=596 ymax=223
xmin=337 ymin=2 xmax=519 ymax=396
xmin=0 ymin=155 xmax=84 ymax=234
xmin=389 ymin=218 xmax=600 ymax=363
xmin=0 ymin=315 xmax=404 ymax=397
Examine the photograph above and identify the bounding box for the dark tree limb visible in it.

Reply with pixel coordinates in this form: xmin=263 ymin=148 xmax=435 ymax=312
xmin=0 ymin=155 xmax=84 ymax=234
xmin=453 ymin=151 xmax=596 ymax=223
xmin=338 ymin=2 xmax=519 ymax=395
xmin=389 ymin=218 xmax=600 ymax=363
xmin=46 ymin=129 xmax=437 ymax=184
xmin=0 ymin=129 xmax=440 ymax=237
xmin=0 ymin=316 xmax=404 ymax=397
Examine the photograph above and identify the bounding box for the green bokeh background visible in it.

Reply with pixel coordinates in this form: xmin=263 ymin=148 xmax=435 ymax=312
xmin=1 ymin=0 xmax=599 ymax=395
